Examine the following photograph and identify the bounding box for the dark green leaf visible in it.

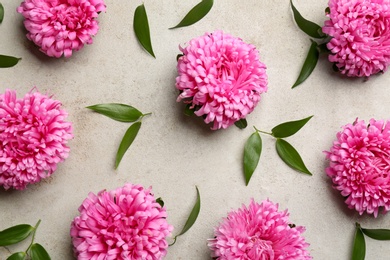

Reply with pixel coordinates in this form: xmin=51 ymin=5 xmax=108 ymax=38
xmin=292 ymin=40 xmax=319 ymax=88
xmin=30 ymin=243 xmax=51 ymax=260
xmin=325 ymin=7 xmax=330 ymax=14
xmin=362 ymin=228 xmax=390 ymax=240
xmin=184 ymin=104 xmax=195 ymax=116
xmin=317 ymin=42 xmax=330 ymax=54
xmin=115 ymin=122 xmax=142 ymax=169
xmin=243 ymin=131 xmax=262 ymax=185
xmin=176 ymin=54 xmax=184 ymax=61
xmin=170 ymin=0 xmax=214 ymax=29
xmin=87 ymin=103 xmax=143 ymax=122
xmin=352 ymin=223 xmax=365 ymax=260
xmin=234 ymin=119 xmax=247 ymax=129
xmin=7 ymin=252 xmax=26 ymax=260
xmin=0 ymin=55 xmax=21 ymax=68
xmin=275 ymin=139 xmax=312 ymax=175
xmin=0 ymin=3 xmax=4 ymax=23
xmin=0 ymin=224 xmax=34 ymax=246
xmin=290 ymin=0 xmax=325 ymax=38
xmin=271 ymin=116 xmax=313 ymax=138
xmin=176 ymin=186 xmax=201 ymax=237
xmin=134 ymin=4 xmax=155 ymax=58
xmin=156 ymin=197 xmax=164 ymax=207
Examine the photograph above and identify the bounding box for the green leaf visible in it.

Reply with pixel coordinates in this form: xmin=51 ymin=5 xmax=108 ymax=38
xmin=7 ymin=252 xmax=27 ymax=260
xmin=156 ymin=197 xmax=164 ymax=207
xmin=352 ymin=223 xmax=365 ymax=260
xmin=87 ymin=103 xmax=143 ymax=122
xmin=292 ymin=40 xmax=319 ymax=88
xmin=290 ymin=0 xmax=325 ymax=38
xmin=361 ymin=228 xmax=390 ymax=240
xmin=115 ymin=122 xmax=142 ymax=169
xmin=275 ymin=139 xmax=312 ymax=175
xmin=176 ymin=186 xmax=200 ymax=237
xmin=170 ymin=0 xmax=214 ymax=29
xmin=0 ymin=3 xmax=4 ymax=23
xmin=243 ymin=131 xmax=262 ymax=185
xmin=325 ymin=7 xmax=330 ymax=14
xmin=234 ymin=119 xmax=247 ymax=129
xmin=184 ymin=104 xmax=195 ymax=116
xmin=134 ymin=4 xmax=155 ymax=58
xmin=0 ymin=224 xmax=34 ymax=246
xmin=30 ymin=243 xmax=51 ymax=260
xmin=271 ymin=116 xmax=313 ymax=138
xmin=0 ymin=55 xmax=21 ymax=68
xmin=176 ymin=54 xmax=184 ymax=61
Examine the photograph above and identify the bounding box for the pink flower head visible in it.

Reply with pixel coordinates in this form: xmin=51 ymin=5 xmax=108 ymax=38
xmin=0 ymin=89 xmax=73 ymax=190
xmin=325 ymin=118 xmax=390 ymax=217
xmin=208 ymin=199 xmax=312 ymax=259
xmin=17 ymin=0 xmax=106 ymax=58
xmin=70 ymin=183 xmax=173 ymax=260
xmin=322 ymin=0 xmax=390 ymax=77
xmin=175 ymin=31 xmax=268 ymax=130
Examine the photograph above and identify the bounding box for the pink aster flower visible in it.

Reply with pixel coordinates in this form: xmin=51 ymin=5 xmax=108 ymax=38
xmin=0 ymin=89 xmax=73 ymax=190
xmin=208 ymin=199 xmax=312 ymax=259
xmin=175 ymin=31 xmax=268 ymax=130
xmin=325 ymin=118 xmax=390 ymax=217
xmin=70 ymin=183 xmax=173 ymax=260
xmin=322 ymin=0 xmax=390 ymax=77
xmin=17 ymin=0 xmax=106 ymax=58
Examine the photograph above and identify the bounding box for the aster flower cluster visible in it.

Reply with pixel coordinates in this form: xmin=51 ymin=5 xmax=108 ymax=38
xmin=0 ymin=89 xmax=73 ymax=190
xmin=325 ymin=118 xmax=390 ymax=217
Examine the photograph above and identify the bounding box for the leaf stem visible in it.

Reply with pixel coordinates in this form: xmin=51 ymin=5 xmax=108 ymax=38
xmin=169 ymin=236 xmax=177 ymax=246
xmin=142 ymin=112 xmax=152 ymax=118
xmin=253 ymin=126 xmax=272 ymax=136
xmin=25 ymin=220 xmax=41 ymax=253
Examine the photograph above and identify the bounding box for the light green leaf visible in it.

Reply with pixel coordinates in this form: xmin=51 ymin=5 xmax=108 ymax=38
xmin=87 ymin=103 xmax=143 ymax=122
xmin=243 ymin=131 xmax=262 ymax=185
xmin=271 ymin=116 xmax=313 ymax=138
xmin=275 ymin=139 xmax=312 ymax=175
xmin=30 ymin=243 xmax=51 ymax=260
xmin=0 ymin=55 xmax=21 ymax=68
xmin=7 ymin=252 xmax=26 ymax=260
xmin=352 ymin=223 xmax=365 ymax=260
xmin=292 ymin=40 xmax=319 ymax=89
xmin=134 ymin=4 xmax=155 ymax=58
xmin=156 ymin=197 xmax=164 ymax=208
xmin=361 ymin=227 xmax=390 ymax=240
xmin=0 ymin=224 xmax=34 ymax=246
xmin=115 ymin=122 xmax=142 ymax=169
xmin=290 ymin=0 xmax=325 ymax=38
xmin=234 ymin=119 xmax=247 ymax=129
xmin=0 ymin=3 xmax=4 ymax=23
xmin=170 ymin=0 xmax=214 ymax=29
xmin=176 ymin=186 xmax=200 ymax=237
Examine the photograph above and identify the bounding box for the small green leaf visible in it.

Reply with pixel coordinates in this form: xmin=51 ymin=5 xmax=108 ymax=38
xmin=156 ymin=197 xmax=164 ymax=207
xmin=290 ymin=0 xmax=325 ymax=38
xmin=361 ymin=227 xmax=390 ymax=240
xmin=176 ymin=54 xmax=184 ymax=61
xmin=0 ymin=224 xmax=34 ymax=246
xmin=184 ymin=104 xmax=195 ymax=116
xmin=170 ymin=0 xmax=214 ymax=29
xmin=243 ymin=131 xmax=262 ymax=185
xmin=0 ymin=55 xmax=21 ymax=68
xmin=325 ymin=7 xmax=330 ymax=14
xmin=87 ymin=103 xmax=143 ymax=122
xmin=0 ymin=3 xmax=4 ymax=23
xmin=275 ymin=139 xmax=312 ymax=175
xmin=115 ymin=122 xmax=142 ymax=169
xmin=352 ymin=223 xmax=365 ymax=260
xmin=7 ymin=252 xmax=26 ymax=260
xmin=30 ymin=243 xmax=51 ymax=260
xmin=292 ymin=40 xmax=319 ymax=88
xmin=271 ymin=116 xmax=313 ymax=138
xmin=134 ymin=4 xmax=155 ymax=58
xmin=234 ymin=119 xmax=247 ymax=129
xmin=176 ymin=186 xmax=201 ymax=237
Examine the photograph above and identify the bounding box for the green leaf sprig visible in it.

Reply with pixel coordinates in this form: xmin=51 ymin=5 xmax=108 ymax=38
xmin=133 ymin=4 xmax=155 ymax=58
xmin=243 ymin=116 xmax=313 ymax=185
xmin=0 ymin=3 xmax=4 ymax=24
xmin=170 ymin=0 xmax=214 ymax=29
xmin=0 ymin=54 xmax=21 ymax=68
xmin=0 ymin=220 xmax=51 ymax=260
xmin=87 ymin=103 xmax=151 ymax=169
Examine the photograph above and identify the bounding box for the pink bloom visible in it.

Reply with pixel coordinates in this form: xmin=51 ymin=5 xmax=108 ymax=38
xmin=175 ymin=31 xmax=268 ymax=130
xmin=0 ymin=89 xmax=73 ymax=190
xmin=17 ymin=0 xmax=106 ymax=58
xmin=325 ymin=119 xmax=390 ymax=217
xmin=208 ymin=199 xmax=312 ymax=259
xmin=322 ymin=0 xmax=390 ymax=77
xmin=70 ymin=183 xmax=173 ymax=260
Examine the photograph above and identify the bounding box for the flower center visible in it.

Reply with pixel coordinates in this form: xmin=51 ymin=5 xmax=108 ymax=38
xmin=246 ymin=236 xmax=275 ymax=260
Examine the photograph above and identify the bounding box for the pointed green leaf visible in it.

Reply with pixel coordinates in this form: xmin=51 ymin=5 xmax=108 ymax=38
xmin=176 ymin=186 xmax=200 ymax=237
xmin=290 ymin=0 xmax=325 ymax=38
xmin=234 ymin=119 xmax=247 ymax=129
xmin=115 ymin=122 xmax=142 ymax=169
xmin=275 ymin=139 xmax=312 ymax=175
xmin=87 ymin=103 xmax=143 ymax=122
xmin=271 ymin=116 xmax=313 ymax=138
xmin=352 ymin=223 xmax=365 ymax=260
xmin=134 ymin=4 xmax=155 ymax=58
xmin=184 ymin=104 xmax=195 ymax=116
xmin=170 ymin=0 xmax=214 ymax=29
xmin=243 ymin=131 xmax=262 ymax=185
xmin=30 ymin=243 xmax=51 ymax=260
xmin=361 ymin=228 xmax=390 ymax=240
xmin=0 ymin=55 xmax=21 ymax=68
xmin=7 ymin=252 xmax=26 ymax=260
xmin=292 ymin=40 xmax=319 ymax=88
xmin=0 ymin=3 xmax=4 ymax=23
xmin=0 ymin=224 xmax=34 ymax=246
xmin=156 ymin=197 xmax=164 ymax=207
